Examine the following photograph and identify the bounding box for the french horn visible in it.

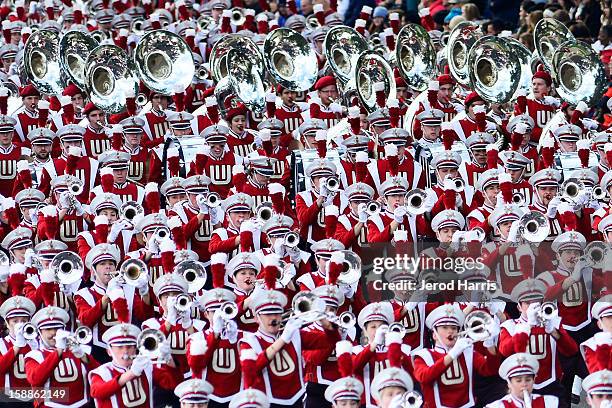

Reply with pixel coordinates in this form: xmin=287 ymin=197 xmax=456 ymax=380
xmin=176 ymin=260 xmax=207 ymax=293
xmin=134 ymin=30 xmax=194 ymax=96
xmin=59 ymin=30 xmax=99 ymax=91
xmin=50 ymin=251 xmax=84 ymax=285
xmin=23 ymin=29 xmax=64 ymax=95
xmin=467 ymin=36 xmax=520 ymax=104
xmin=355 ymin=50 xmax=396 ymax=114
xmin=263 ymin=28 xmax=318 ymax=92
xmin=323 ymin=26 xmax=368 ymax=88
xmin=446 ymin=22 xmax=482 ymax=86
xmin=395 ymin=24 xmax=437 ymax=92
xmin=552 ymin=40 xmax=606 ymax=106
xmin=533 ymin=18 xmax=575 ymax=72
xmin=84 ymin=45 xmax=139 ymax=114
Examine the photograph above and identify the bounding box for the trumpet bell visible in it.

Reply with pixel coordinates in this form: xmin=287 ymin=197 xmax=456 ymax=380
xmin=90 ymin=30 xmax=109 ymax=44
xmin=534 ymin=18 xmax=575 ymax=72
xmin=120 ymin=201 xmax=144 ymax=221
xmin=552 ymin=40 xmax=606 ymax=106
xmin=68 ymin=177 xmax=84 ymax=196
xmin=120 ymin=258 xmax=148 ymax=285
xmin=59 ymin=31 xmax=99 ymax=91
xmin=335 ymin=249 xmax=362 ymax=286
xmin=561 ymin=177 xmax=584 ymax=200
xmin=85 ymin=45 xmax=138 ymax=114
xmin=336 ymin=311 xmax=356 ymax=329
xmin=264 ymin=28 xmax=318 ymax=92
xmin=396 ymin=391 xmax=424 ymax=408
xmin=462 ymin=310 xmax=493 ymax=342
xmin=134 ymin=30 xmax=194 ymax=96
xmin=519 ymin=211 xmax=550 ymax=243
xmin=176 ymin=260 xmax=207 ymax=293
xmin=256 ymin=202 xmax=274 ymax=223
xmin=231 ymin=7 xmax=246 ymax=27
xmin=206 ymin=192 xmax=221 ymax=208
xmin=405 ymin=189 xmax=428 ymax=215
xmin=292 ymin=291 xmax=327 ymax=322
xmin=284 ymin=231 xmax=300 ymax=248
xmin=174 ymin=293 xmax=192 ymax=312
xmin=468 ymin=36 xmax=520 ymax=104
xmin=73 ymin=326 xmax=93 ymax=344
xmin=539 ymin=301 xmax=557 ymax=321
xmin=585 ymin=241 xmax=607 ymax=268
xmin=365 ymin=200 xmax=382 ymax=216
xmin=24 ymin=29 xmax=64 ymax=95
xmin=446 ymin=22 xmax=482 ymax=86
xmin=355 ymin=51 xmax=396 ymax=114
xmin=388 ymin=322 xmax=407 ymax=339
xmin=219 ymin=301 xmax=239 ymax=320
xmin=50 ymin=251 xmax=84 ymax=285
xmin=395 ymin=24 xmax=437 ymax=92
xmin=323 ymin=26 xmax=368 ymax=86
xmin=22 ymin=323 xmax=38 ymax=340
xmin=137 ymin=328 xmax=166 ymax=359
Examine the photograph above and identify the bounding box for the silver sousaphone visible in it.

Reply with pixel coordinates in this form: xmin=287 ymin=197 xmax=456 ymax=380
xmin=468 ymin=36 xmax=520 ymax=104
xmin=533 ymin=18 xmax=575 ymax=72
xmin=84 ymin=45 xmax=139 ymax=113
xmin=323 ymin=26 xmax=368 ymax=91
xmin=395 ymin=23 xmax=437 ymax=92
xmin=263 ymin=27 xmax=318 ymax=92
xmin=209 ymin=34 xmax=264 ymax=83
xmin=446 ymin=21 xmax=482 ymax=86
xmin=504 ymin=38 xmax=533 ymax=100
xmin=59 ymin=30 xmax=99 ymax=91
xmin=134 ymin=29 xmax=195 ymax=95
xmin=23 ymin=29 xmax=64 ymax=95
xmin=355 ymin=50 xmax=396 ymax=114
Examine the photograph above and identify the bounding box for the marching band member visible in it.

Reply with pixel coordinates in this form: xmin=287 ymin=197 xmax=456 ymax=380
xmin=24 ymin=305 xmax=98 ymax=408
xmin=160 ymin=177 xmax=187 ymax=212
xmin=459 ymin=132 xmax=496 ymax=189
xmin=209 ymin=193 xmax=259 ymax=259
xmin=370 ymin=367 xmax=414 ymax=408
xmin=367 ymin=177 xmax=419 ymax=243
xmin=91 ymin=150 xmax=144 ymax=204
xmin=228 ymin=389 xmax=270 ymax=408
xmin=140 ymin=91 xmax=172 ymax=147
xmin=580 ymin=295 xmax=612 ymax=373
xmin=82 ymin=102 xmax=111 ymax=159
xmin=0 ymin=114 xmax=26 ymax=197
xmin=14 ymin=188 xmax=45 ymax=236
xmin=174 ymin=379 xmax=214 ymax=408
xmin=256 ymin=121 xmax=291 ymax=189
xmin=335 ymin=183 xmax=374 ymax=252
xmin=412 ymin=77 xmax=463 ymax=138
xmin=274 ymin=85 xmax=304 ymax=135
xmin=296 ymin=239 xmax=344 ymax=291
xmin=412 ymin=304 xmax=502 ymax=408
xmin=528 ymin=168 xmax=564 ymax=242
xmin=498 ymin=150 xmax=533 ymax=205
xmin=88 ymin=323 xmax=182 ymax=408
xmin=225 ymin=104 xmax=255 ymax=158
xmin=118 ymin=117 xmax=153 ymax=185
xmin=499 ymin=279 xmax=578 ymax=405
xmin=225 ymin=252 xmax=261 ymax=332
xmin=486 ymin=352 xmax=559 ymax=408
xmin=514 ymin=69 xmax=559 ymax=143
xmin=447 ymin=92 xmax=497 ymax=143
xmin=324 ymin=376 xmax=364 ymax=408
xmin=337 ymin=135 xmax=373 ymax=189
xmin=19 ymin=128 xmax=55 ymax=192
xmin=425 ymin=150 xmax=474 ymax=218
xmin=582 ymin=369 xmax=612 ymax=407
xmin=296 ymin=119 xmax=327 ymax=150
xmin=309 ymin=76 xmax=343 ymax=129
xmin=507 ymin=115 xmax=538 ymax=177
xmin=152 ymin=111 xmax=197 ymax=182
xmin=11 ymin=85 xmax=40 ymax=147
xmin=466 ymin=168 xmax=499 ymax=240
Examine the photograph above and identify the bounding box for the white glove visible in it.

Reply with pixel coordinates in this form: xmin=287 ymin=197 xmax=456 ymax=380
xmin=488 ymin=301 xmax=505 ymax=316
xmin=73 ymin=199 xmax=84 ymax=216
xmin=542 ymin=96 xmax=560 ymax=107
xmin=54 ymin=329 xmax=71 ymax=350
xmin=196 ymin=194 xmax=209 ymax=214
xmin=418 ymin=7 xmax=430 ymax=17
xmin=393 ymin=206 xmax=407 ymax=223
xmin=107 ymin=276 xmax=124 ymax=293
xmin=443 ymin=177 xmax=456 ymax=191
xmin=482 ymin=321 xmax=500 ymax=348
xmin=526 ymin=303 xmax=541 ymax=326
xmin=280 ymin=318 xmax=303 ymax=343
xmin=23 ymin=249 xmax=36 ymax=268
xmin=212 ymin=309 xmax=224 ymax=335
xmin=107 ymin=288 xmax=125 ymax=302
xmin=181 ymin=310 xmax=193 ymax=330
xmin=506 ymin=220 xmax=521 ymax=242
xmin=571 ymin=258 xmax=586 ymax=282
xmin=13 ymin=323 xmax=27 ymax=348
xmin=108 ymin=220 xmax=129 ymax=243
xmin=134 ymin=273 xmax=149 ymax=297
xmin=59 ymin=191 xmax=72 ymax=208
xmin=29 ymin=209 xmax=38 ymax=226
xmin=224 ymin=320 xmax=238 ymax=344
xmin=581 ymin=118 xmax=599 ymax=130
xmin=209 ymin=206 xmax=224 ymax=226
xmin=319 ymin=179 xmax=330 ymax=198
xmin=71 ymin=344 xmax=86 ymax=358
xmin=339 ymin=282 xmax=355 ymax=299
xmin=374 ymin=324 xmax=388 ymax=346
xmin=147 ymin=235 xmax=160 ymax=254
xmin=40 ymin=268 xmax=55 ymax=283
xmin=329 ymin=102 xmax=343 ymax=114
xmin=130 ymin=355 xmax=151 ymax=376
xmin=158 ymin=340 xmax=172 ymax=363
xmin=357 ymin=203 xmax=368 ymax=223
xmin=393 ymin=229 xmax=408 ymax=243
xmin=240 ymin=220 xmax=256 ymax=233
xmin=287 ymin=246 xmax=301 ymax=264
xmin=166 ymin=296 xmax=179 ymax=325
xmin=448 ymin=337 xmax=472 ymax=359
xmin=279 ymin=263 xmax=296 ymax=286
xmin=544 ymin=310 xmax=561 ymax=334
xmin=574 ymin=190 xmax=590 ymax=207
xmin=546 ymin=196 xmax=562 ymax=218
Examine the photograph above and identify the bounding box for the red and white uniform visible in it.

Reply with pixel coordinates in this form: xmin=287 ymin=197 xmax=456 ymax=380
xmin=39 ymin=155 xmax=100 ymax=202
xmin=515 ymin=98 xmax=557 ymax=143
xmin=121 ymin=145 xmax=153 ymax=185
xmin=413 ymin=101 xmax=461 ymax=139
xmin=0 ymin=336 xmax=33 ymax=394
xmin=302 ymin=321 xmax=342 ymax=385
xmin=482 ymin=242 xmax=533 ymax=293
xmin=448 ymin=114 xmax=497 ymax=143
xmin=90 ymin=182 xmax=145 ymax=205
xmin=188 ymin=151 xmax=241 ymax=198
xmin=236 ymin=179 xmax=296 ymax=219
xmin=335 ymin=212 xmax=369 ymax=252
xmin=227 ymin=130 xmax=255 ymax=158
xmin=580 ymin=333 xmax=612 ymax=373
xmin=389 ymin=301 xmax=428 ymax=350
xmin=83 ymin=126 xmax=110 ymax=159
xmin=141 ymin=109 xmax=170 ymax=148
xmin=142 ymin=317 xmax=190 ymax=377
xmin=367 ymin=211 xmax=417 ymax=243
xmin=367 ymin=154 xmax=425 ymax=194
xmin=459 ymin=161 xmax=487 ymax=190
xmin=275 ymin=103 xmax=303 ymax=134
xmin=0 ymin=144 xmax=26 ymax=197
xmin=486 ymin=394 xmax=559 ymax=408
xmin=295 ymin=191 xmax=348 ymax=244
xmin=309 ymin=101 xmax=340 ymax=130
xmin=528 ymin=202 xmax=563 ymax=242
xmin=167 ymin=201 xmax=214 ymax=264
xmin=12 ymin=108 xmax=38 ymax=147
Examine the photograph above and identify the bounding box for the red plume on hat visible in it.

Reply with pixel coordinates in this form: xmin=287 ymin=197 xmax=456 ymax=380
xmin=359 ymin=5 xmax=372 ymax=21
xmin=486 ymin=144 xmax=498 ymax=169
xmin=571 ymin=101 xmax=589 ymax=125
xmin=37 ymin=100 xmax=50 ymax=128
xmin=240 ymin=222 xmax=254 ymax=252
xmin=442 ymin=127 xmax=454 ymax=151
xmin=8 ymin=265 xmax=26 ymax=297
xmin=443 ymin=186 xmax=456 ymax=210
xmin=160 ymin=240 xmax=176 ymax=274
xmin=605 ymin=143 xmax=612 ymax=168
xmin=210 ymin=252 xmax=228 ymax=289
xmin=168 ymin=216 xmax=186 ymax=250
xmin=268 ymin=183 xmax=285 ymax=214
xmin=384 ymin=144 xmax=399 ymax=176
xmin=515 ymin=88 xmax=527 ymax=114
xmin=327 ymin=250 xmax=344 ymax=285
xmin=336 ymin=340 xmax=354 ymax=377
xmin=499 ymin=172 xmax=513 ymax=204
xmin=112 ymin=297 xmax=130 ymax=323
xmin=0 ymin=87 xmax=8 ymax=115
xmin=240 ymin=348 xmax=258 ymax=389
xmin=40 ymin=205 xmax=58 ymax=240
xmin=111 ymin=127 xmax=122 ymax=151
xmin=325 ymin=205 xmax=339 ymax=239
xmin=427 ymin=81 xmax=440 ymax=109
xmin=93 ymin=215 xmax=109 ymax=245
xmin=205 ymin=96 xmax=219 ymax=124
xmin=386 ymin=330 xmax=403 ymax=367
xmin=172 ymin=86 xmax=186 ymax=113
xmin=388 ymin=98 xmax=400 ymax=128
xmin=348 ymin=106 xmax=361 ymax=135
xmin=266 ymin=93 xmax=276 ymax=118
xmin=2 ymin=198 xmax=19 ymax=230
xmin=577 ymin=139 xmax=591 ymax=168
xmin=262 ymin=255 xmax=280 ymax=290
xmin=540 ymin=137 xmax=555 ymax=168
xmin=315 ymin=130 xmax=327 ymax=159
xmin=374 ymin=82 xmax=386 ymax=108
xmin=167 ymin=147 xmax=181 ymax=178
xmin=16 ymin=160 xmax=32 ymax=189
xmin=100 ymin=167 xmax=114 ymax=193
xmin=144 ymin=183 xmax=160 ymax=214
xmin=232 ymin=164 xmax=247 ymax=193
xmin=595 ymin=343 xmax=612 ymax=370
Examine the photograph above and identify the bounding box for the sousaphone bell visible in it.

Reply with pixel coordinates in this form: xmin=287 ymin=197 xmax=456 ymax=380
xmin=23 ymin=29 xmax=64 ymax=95
xmin=446 ymin=22 xmax=482 ymax=86
xmin=59 ymin=30 xmax=99 ymax=91
xmin=323 ymin=26 xmax=368 ymax=88
xmin=395 ymin=24 xmax=437 ymax=92
xmin=533 ymin=18 xmax=575 ymax=72
xmin=355 ymin=50 xmax=396 ymax=114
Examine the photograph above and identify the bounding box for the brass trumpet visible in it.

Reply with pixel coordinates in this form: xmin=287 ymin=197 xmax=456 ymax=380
xmin=405 ymin=189 xmax=428 ymax=215
xmin=51 ymin=251 xmax=84 ymax=285
xmin=321 ymin=176 xmax=340 ymax=192
xmin=326 ymin=311 xmax=356 ymax=330
xmin=136 ymin=329 xmax=167 ymax=363
xmin=219 ymin=301 xmax=239 ymax=320
xmin=537 ymin=302 xmax=557 ymax=325
xmin=584 ymin=241 xmax=608 ymax=269
xmin=66 ymin=326 xmax=93 ymax=346
xmin=119 ymin=258 xmax=148 ymax=285
xmin=365 ymin=200 xmax=381 ymax=216
xmin=283 ymin=231 xmax=300 ymax=248
xmin=22 ymin=323 xmax=38 ymax=340
xmin=456 ymin=310 xmax=494 ymax=342
xmin=396 ymin=391 xmax=424 ymax=408
xmin=120 ymin=201 xmax=144 ymax=222
xmin=176 ymin=260 xmax=207 ymax=293
xmin=256 ymin=202 xmax=274 ymax=223
xmin=174 ymin=293 xmax=192 ymax=313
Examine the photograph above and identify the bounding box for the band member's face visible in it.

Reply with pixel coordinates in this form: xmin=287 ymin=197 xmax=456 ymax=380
xmin=23 ymin=95 xmax=39 ymax=111
xmin=433 ymin=325 xmax=459 ymax=348
xmin=99 ymin=208 xmax=119 ymax=223
xmin=536 ymin=186 xmax=557 ymax=206
xmin=209 ymin=142 xmax=224 ymax=156
xmin=438 ymin=84 xmax=454 ymax=104
xmin=520 ymin=132 xmax=531 ymax=147
xmin=557 ymin=249 xmax=581 ymax=270
xmin=271 ymin=135 xmax=280 ymax=147
xmin=517 ymin=300 xmax=541 ymax=318
xmin=88 ymin=110 xmax=105 ymax=128
xmin=230 ymin=115 xmax=246 ymax=133
xmin=372 ymin=124 xmax=389 ymax=136
xmin=378 ymin=386 xmax=406 ymax=408
xmin=601 ymin=316 xmax=612 ymax=333
xmin=508 ymin=375 xmax=535 ymax=398
xmin=314 ymin=38 xmax=324 ymax=55
xmin=168 ymin=193 xmax=187 ymax=208
xmin=303 ymin=134 xmax=316 ymax=148
xmin=1 ymin=58 xmax=13 ymax=71
xmin=159 ymin=291 xmax=181 ymax=315
xmin=0 ymin=130 xmax=12 ymax=146
xmin=109 ymin=344 xmax=137 ymax=368
xmin=173 ymin=127 xmax=192 ymax=136
xmin=6 ymin=316 xmax=28 ymax=337
xmin=421 ymin=124 xmax=440 ymax=141
xmin=396 ymin=87 xmax=408 ymax=101
xmin=316 ymin=255 xmax=328 ymax=272
xmin=253 ymin=172 xmax=270 ymax=185
xmin=125 ymin=131 xmax=143 ymax=147
xmin=72 ymin=94 xmax=84 ymax=109
xmin=40 ymin=327 xmax=59 ymax=348
xmin=506 ymin=168 xmax=523 ymax=182
xmin=187 ymin=192 xmax=207 ymax=209
xmin=181 ymin=402 xmax=208 ymax=408
xmin=94 ymin=260 xmax=117 ymax=286
xmin=435 ymin=226 xmax=458 ymax=243
xmin=257 ymin=312 xmax=282 ymax=335
xmin=281 ymin=89 xmax=296 ymax=105
xmin=531 ymin=78 xmax=550 ymax=99
xmin=32 ymin=142 xmax=51 ymax=160
xmin=436 ymin=167 xmax=459 ymax=181
xmin=364 ymin=320 xmax=385 ymax=343
xmin=12 ymin=247 xmax=29 ymax=263
xmin=61 ymin=140 xmax=82 ymax=156
xmin=588 ymin=394 xmax=612 ymax=407
xmin=113 ymin=168 xmax=128 ymax=184
xmin=385 ymin=193 xmax=405 ymax=210
xmin=472 ymin=148 xmax=486 ymax=165
xmin=349 ymin=200 xmax=367 ymax=215
xmin=228 ymin=211 xmax=250 ymax=228
xmin=498 ymin=220 xmax=513 ymax=240
xmin=318 ymin=85 xmax=338 ymax=106
xmin=559 ymin=140 xmax=577 ymax=153
xmin=333 ymin=400 xmax=360 ymax=408
xmin=360 ymin=114 xmax=369 ymax=130
xmin=234 ymin=268 xmax=256 ymax=291
xmin=468 ymin=101 xmax=486 ymax=119
xmin=483 ymin=184 xmax=499 ymax=205
xmin=152 ymin=95 xmax=169 ymax=110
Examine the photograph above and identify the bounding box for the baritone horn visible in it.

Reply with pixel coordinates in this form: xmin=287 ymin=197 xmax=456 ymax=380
xmin=134 ymin=30 xmax=194 ymax=95
xmin=176 ymin=260 xmax=207 ymax=293
xmin=59 ymin=30 xmax=99 ymax=91
xmin=51 ymin=251 xmax=84 ymax=285
xmin=355 ymin=51 xmax=396 ymax=114
xmin=264 ymin=28 xmax=318 ymax=92
xmin=518 ymin=211 xmax=550 ymax=243
xmin=119 ymin=258 xmax=148 ymax=285
xmin=23 ymin=29 xmax=64 ymax=95
xmin=446 ymin=22 xmax=482 ymax=86
xmin=395 ymin=24 xmax=437 ymax=92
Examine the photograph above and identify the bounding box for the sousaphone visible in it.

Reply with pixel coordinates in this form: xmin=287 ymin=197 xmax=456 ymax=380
xmin=134 ymin=30 xmax=194 ymax=95
xmin=23 ymin=29 xmax=64 ymax=95
xmin=355 ymin=51 xmax=396 ymax=113
xmin=84 ymin=45 xmax=139 ymax=114
xmin=446 ymin=22 xmax=482 ymax=86
xmin=504 ymin=38 xmax=533 ymax=100
xmin=59 ymin=30 xmax=99 ymax=91
xmin=209 ymin=34 xmax=264 ymax=83
xmin=552 ymin=40 xmax=606 ymax=106
xmin=468 ymin=36 xmax=520 ymax=104
xmin=395 ymin=23 xmax=437 ymax=92
xmin=323 ymin=26 xmax=368 ymax=88
xmin=263 ymin=27 xmax=318 ymax=92
xmin=533 ymin=18 xmax=575 ymax=72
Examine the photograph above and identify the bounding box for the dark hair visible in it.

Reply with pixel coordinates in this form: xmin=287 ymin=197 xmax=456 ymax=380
xmin=570 ymin=21 xmax=592 ymax=40
xmin=602 ymin=24 xmax=612 ymax=38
